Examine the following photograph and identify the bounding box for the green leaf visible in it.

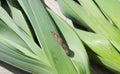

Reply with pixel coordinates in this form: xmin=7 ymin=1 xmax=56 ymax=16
xmin=94 ymin=0 xmax=120 ymax=30
xmin=7 ymin=0 xmax=34 ymax=39
xmin=77 ymin=0 xmax=120 ymax=52
xmin=0 ymin=20 xmax=28 ymax=49
xmin=0 ymin=7 xmax=49 ymax=68
xmin=57 ymin=0 xmax=90 ymax=29
xmin=0 ymin=36 xmax=39 ymax=60
xmin=0 ymin=7 xmax=49 ymax=66
xmin=0 ymin=42 xmax=55 ymax=74
xmin=17 ymin=0 xmax=77 ymax=74
xmin=75 ymin=29 xmax=120 ymax=72
xmin=48 ymin=8 xmax=90 ymax=74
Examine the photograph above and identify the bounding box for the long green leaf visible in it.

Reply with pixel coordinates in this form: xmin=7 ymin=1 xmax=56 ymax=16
xmin=7 ymin=0 xmax=34 ymax=39
xmin=75 ymin=29 xmax=120 ymax=72
xmin=48 ymin=8 xmax=90 ymax=74
xmin=17 ymin=0 xmax=77 ymax=74
xmin=0 ymin=20 xmax=28 ymax=49
xmin=77 ymin=0 xmax=120 ymax=52
xmin=57 ymin=0 xmax=90 ymax=29
xmin=0 ymin=43 xmax=55 ymax=74
xmin=0 ymin=7 xmax=49 ymax=65
xmin=0 ymin=36 xmax=39 ymax=60
xmin=94 ymin=0 xmax=120 ymax=30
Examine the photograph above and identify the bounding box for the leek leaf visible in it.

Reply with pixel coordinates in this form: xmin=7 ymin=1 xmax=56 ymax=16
xmin=17 ymin=0 xmax=77 ymax=74
xmin=48 ymin=8 xmax=90 ymax=74
xmin=94 ymin=0 xmax=120 ymax=30
xmin=7 ymin=0 xmax=33 ymax=39
xmin=78 ymin=0 xmax=120 ymax=52
xmin=75 ymin=29 xmax=120 ymax=72
xmin=0 ymin=6 xmax=49 ymax=66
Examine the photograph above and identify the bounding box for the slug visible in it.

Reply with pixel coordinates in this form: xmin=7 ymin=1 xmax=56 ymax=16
xmin=51 ymin=32 xmax=70 ymax=56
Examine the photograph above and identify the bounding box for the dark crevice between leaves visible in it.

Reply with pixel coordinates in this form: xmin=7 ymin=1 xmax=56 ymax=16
xmin=73 ymin=0 xmax=81 ymax=5
xmin=72 ymin=21 xmax=95 ymax=33
xmin=1 ymin=0 xmax=11 ymax=17
xmin=73 ymin=22 xmax=89 ymax=31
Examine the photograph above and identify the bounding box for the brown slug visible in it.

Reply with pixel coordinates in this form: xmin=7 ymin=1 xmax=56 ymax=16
xmin=51 ymin=32 xmax=70 ymax=56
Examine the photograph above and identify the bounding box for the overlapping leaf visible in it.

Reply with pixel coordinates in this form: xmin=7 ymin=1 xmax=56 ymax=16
xmin=94 ymin=0 xmax=120 ymax=30
xmin=0 ymin=5 xmax=51 ymax=74
xmin=75 ymin=29 xmax=120 ymax=73
xmin=77 ymin=0 xmax=120 ymax=52
xmin=48 ymin=8 xmax=90 ymax=74
xmin=17 ymin=0 xmax=77 ymax=74
xmin=7 ymin=0 xmax=33 ymax=39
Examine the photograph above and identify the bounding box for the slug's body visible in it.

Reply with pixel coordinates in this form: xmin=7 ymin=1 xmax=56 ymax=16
xmin=51 ymin=32 xmax=70 ymax=56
